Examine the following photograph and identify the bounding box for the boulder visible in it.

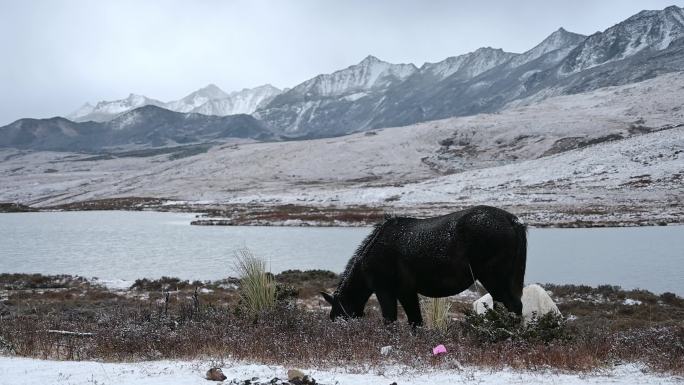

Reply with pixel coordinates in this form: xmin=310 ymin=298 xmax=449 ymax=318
xmin=380 ymin=345 xmax=393 ymax=355
xmin=287 ymin=369 xmax=306 ymax=381
xmin=206 ymin=367 xmax=227 ymax=381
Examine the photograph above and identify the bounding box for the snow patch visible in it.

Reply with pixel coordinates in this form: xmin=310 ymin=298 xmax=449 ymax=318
xmin=0 ymin=357 xmax=680 ymax=385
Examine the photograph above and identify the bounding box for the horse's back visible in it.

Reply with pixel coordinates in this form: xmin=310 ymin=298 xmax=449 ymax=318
xmin=401 ymin=205 xmax=520 ymax=244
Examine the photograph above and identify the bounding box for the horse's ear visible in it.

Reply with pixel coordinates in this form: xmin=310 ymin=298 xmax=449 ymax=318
xmin=320 ymin=291 xmax=334 ymax=304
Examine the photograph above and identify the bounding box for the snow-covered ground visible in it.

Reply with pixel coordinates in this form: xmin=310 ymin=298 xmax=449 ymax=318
xmin=1 ymin=357 xmax=681 ymax=385
xmin=1 ymin=73 xmax=682 ymax=224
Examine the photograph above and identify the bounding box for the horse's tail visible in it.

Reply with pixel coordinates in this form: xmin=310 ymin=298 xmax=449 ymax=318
xmin=510 ymin=215 xmax=527 ymax=299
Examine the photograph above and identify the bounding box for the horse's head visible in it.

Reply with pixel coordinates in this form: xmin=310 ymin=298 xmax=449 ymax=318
xmin=320 ymin=291 xmax=362 ymax=321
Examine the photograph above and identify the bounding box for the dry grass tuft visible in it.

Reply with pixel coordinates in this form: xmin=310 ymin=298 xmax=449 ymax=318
xmin=423 ymin=296 xmax=451 ymax=332
xmin=234 ymin=249 xmax=277 ymax=315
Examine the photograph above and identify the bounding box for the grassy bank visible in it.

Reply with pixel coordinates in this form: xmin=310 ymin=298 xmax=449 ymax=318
xmin=3 ymin=197 xmax=682 ymax=227
xmin=0 ymin=272 xmax=682 ymax=374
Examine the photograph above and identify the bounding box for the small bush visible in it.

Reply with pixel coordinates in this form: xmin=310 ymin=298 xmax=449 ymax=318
xmin=463 ymin=303 xmax=569 ymax=343
xmin=463 ymin=303 xmax=520 ymax=343
xmin=234 ymin=249 xmax=276 ymax=315
xmin=522 ymin=312 xmax=570 ymax=343
xmin=131 ymin=276 xmax=194 ymax=291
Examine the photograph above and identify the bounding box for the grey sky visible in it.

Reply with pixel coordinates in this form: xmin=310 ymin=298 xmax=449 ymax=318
xmin=0 ymin=0 xmax=680 ymax=125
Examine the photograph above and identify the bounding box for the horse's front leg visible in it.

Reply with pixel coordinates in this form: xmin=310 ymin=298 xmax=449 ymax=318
xmin=374 ymin=289 xmax=397 ymax=324
xmin=398 ymin=291 xmax=423 ymax=327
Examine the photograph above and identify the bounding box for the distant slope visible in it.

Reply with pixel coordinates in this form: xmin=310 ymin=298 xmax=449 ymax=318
xmin=1 ymin=72 xmax=681 ymax=209
xmin=0 ymin=106 xmax=273 ymax=152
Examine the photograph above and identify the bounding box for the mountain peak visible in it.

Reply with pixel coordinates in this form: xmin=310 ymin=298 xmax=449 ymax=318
xmin=626 ymin=5 xmax=684 ymax=23
xmin=550 ymin=27 xmax=580 ymax=38
xmin=503 ymin=26 xmax=586 ymax=69
xmin=66 ymin=102 xmax=95 ymax=120
xmin=255 ymin=83 xmax=279 ymax=90
xmin=192 ymin=84 xmax=228 ymax=99
xmin=201 ymin=83 xmax=221 ymax=91
xmin=359 ymin=55 xmax=383 ymax=65
xmin=540 ymin=27 xmax=585 ymax=46
xmin=561 ymin=5 xmax=684 ymax=74
xmin=475 ymin=46 xmax=503 ymax=52
xmin=285 ymin=55 xmax=416 ymax=98
xmin=126 ymin=93 xmax=146 ymax=102
xmin=421 ymin=47 xmax=517 ymax=79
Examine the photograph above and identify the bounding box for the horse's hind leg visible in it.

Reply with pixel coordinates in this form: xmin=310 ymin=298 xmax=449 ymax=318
xmin=398 ymin=291 xmax=423 ymax=327
xmin=374 ymin=288 xmax=398 ymax=324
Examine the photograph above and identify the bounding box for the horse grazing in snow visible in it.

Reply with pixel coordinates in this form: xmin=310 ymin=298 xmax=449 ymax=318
xmin=321 ymin=205 xmax=527 ymax=326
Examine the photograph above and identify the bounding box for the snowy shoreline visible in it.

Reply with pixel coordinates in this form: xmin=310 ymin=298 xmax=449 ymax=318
xmin=3 ymin=199 xmax=683 ymax=229
xmin=1 ymin=356 xmax=681 ymax=385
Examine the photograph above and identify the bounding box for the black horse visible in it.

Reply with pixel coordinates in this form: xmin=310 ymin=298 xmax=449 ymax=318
xmin=321 ymin=205 xmax=527 ymax=326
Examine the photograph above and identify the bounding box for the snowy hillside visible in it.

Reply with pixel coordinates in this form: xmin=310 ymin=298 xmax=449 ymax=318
xmin=2 ymin=72 xmax=682 ymax=225
xmin=0 ymin=106 xmax=271 ymax=152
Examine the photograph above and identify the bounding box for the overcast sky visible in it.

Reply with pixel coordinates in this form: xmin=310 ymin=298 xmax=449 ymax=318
xmin=0 ymin=0 xmax=680 ymax=125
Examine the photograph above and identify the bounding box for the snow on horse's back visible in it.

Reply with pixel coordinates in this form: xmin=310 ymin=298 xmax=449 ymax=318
xmin=473 ymin=284 xmax=560 ymax=322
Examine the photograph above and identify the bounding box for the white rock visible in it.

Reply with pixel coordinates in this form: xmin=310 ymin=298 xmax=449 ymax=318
xmin=473 ymin=284 xmax=561 ymax=322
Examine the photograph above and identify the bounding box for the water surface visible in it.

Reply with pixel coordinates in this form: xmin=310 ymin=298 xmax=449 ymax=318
xmin=0 ymin=211 xmax=681 ymax=294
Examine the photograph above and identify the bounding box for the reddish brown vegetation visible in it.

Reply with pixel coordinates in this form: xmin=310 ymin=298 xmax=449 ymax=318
xmin=0 ymin=273 xmax=682 ymax=374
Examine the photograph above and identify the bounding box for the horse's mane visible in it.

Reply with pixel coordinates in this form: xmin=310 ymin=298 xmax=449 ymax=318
xmin=335 ymin=215 xmax=396 ymax=295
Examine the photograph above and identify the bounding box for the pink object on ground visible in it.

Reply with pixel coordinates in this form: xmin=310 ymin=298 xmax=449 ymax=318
xmin=432 ymin=344 xmax=447 ymax=355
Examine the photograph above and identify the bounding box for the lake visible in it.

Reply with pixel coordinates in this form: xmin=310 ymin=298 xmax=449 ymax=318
xmin=0 ymin=211 xmax=682 ymax=294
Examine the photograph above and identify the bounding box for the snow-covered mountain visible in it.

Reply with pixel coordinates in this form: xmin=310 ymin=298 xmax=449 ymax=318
xmin=164 ymin=84 xmax=230 ymax=113
xmin=68 ymin=94 xmax=166 ymax=122
xmin=255 ymin=5 xmax=684 ymax=138
xmin=67 ymin=84 xmax=282 ymax=123
xmin=421 ymin=47 xmax=518 ymax=80
xmin=191 ymin=84 xmax=281 ymax=116
xmin=505 ymin=28 xmax=586 ymax=68
xmin=561 ymin=5 xmax=684 ymax=74
xmin=254 ymin=56 xmax=418 ymax=136
xmin=254 ymin=28 xmax=588 ymax=137
xmin=23 ymin=5 xmax=684 ymax=148
xmin=291 ymin=55 xmax=417 ymax=97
